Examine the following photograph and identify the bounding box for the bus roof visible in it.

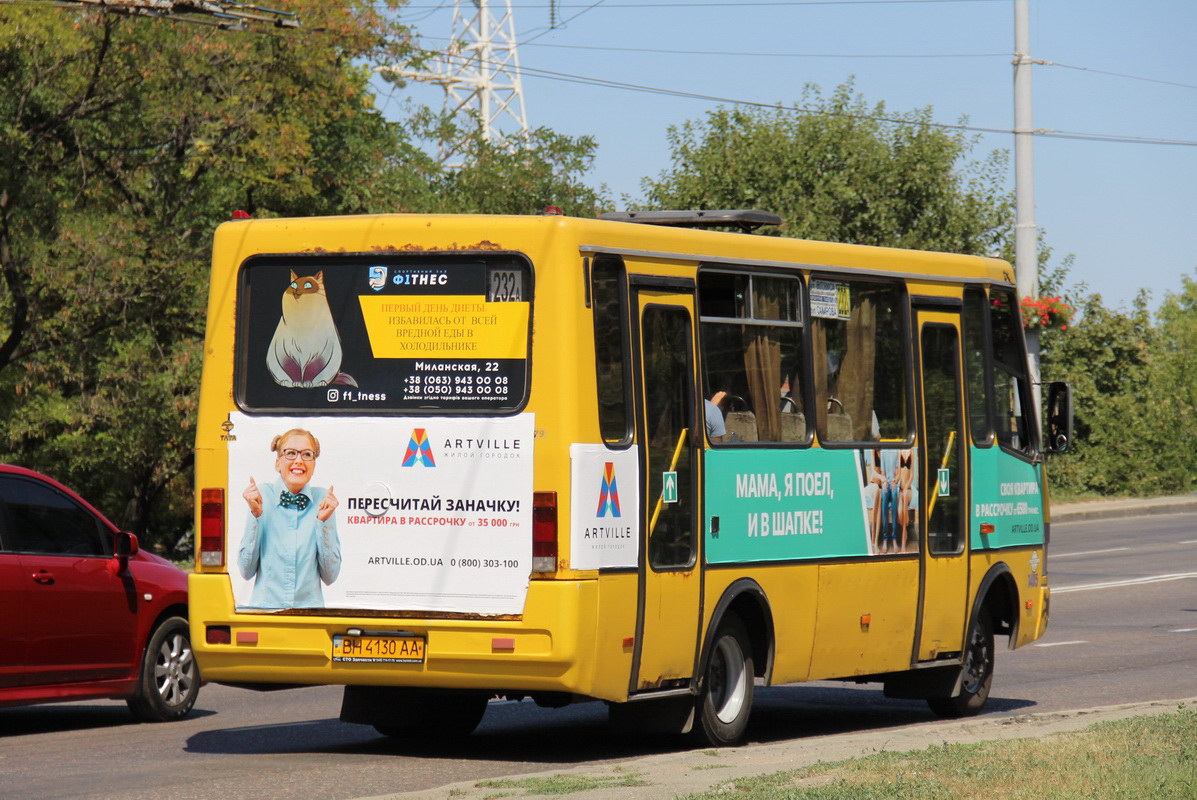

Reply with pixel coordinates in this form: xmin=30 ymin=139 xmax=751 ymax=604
xmin=213 ymin=212 xmax=1015 ymax=287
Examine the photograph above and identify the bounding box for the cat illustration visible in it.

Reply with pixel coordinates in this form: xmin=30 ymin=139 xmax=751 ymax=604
xmin=267 ymin=271 xmax=358 ymax=388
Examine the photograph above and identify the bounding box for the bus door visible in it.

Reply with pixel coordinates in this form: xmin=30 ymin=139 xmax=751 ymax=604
xmin=630 ymin=281 xmax=702 ymax=692
xmin=914 ymin=311 xmax=969 ymax=662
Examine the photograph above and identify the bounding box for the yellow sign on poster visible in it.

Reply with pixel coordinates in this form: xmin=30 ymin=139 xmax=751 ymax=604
xmin=358 ymin=294 xmax=529 ymax=359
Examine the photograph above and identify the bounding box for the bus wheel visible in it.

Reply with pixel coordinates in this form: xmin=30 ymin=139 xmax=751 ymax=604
xmin=928 ymin=613 xmax=994 ymax=718
xmin=695 ymin=614 xmax=754 ymax=746
xmin=373 ymin=691 xmax=489 ymax=739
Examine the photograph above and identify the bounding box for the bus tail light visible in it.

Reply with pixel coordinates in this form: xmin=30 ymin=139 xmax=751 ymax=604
xmin=532 ymin=491 xmax=558 ymax=573
xmin=200 ymin=488 xmax=226 ymax=567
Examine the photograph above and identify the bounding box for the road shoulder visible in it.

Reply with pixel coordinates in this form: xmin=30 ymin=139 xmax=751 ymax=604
xmin=365 ymin=697 xmax=1197 ymax=800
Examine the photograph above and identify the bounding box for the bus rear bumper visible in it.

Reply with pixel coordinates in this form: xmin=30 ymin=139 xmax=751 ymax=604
xmin=188 ymin=573 xmax=601 ymax=697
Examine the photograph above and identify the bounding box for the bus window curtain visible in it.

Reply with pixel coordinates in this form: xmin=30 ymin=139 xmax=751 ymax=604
xmin=742 ymin=282 xmax=784 ymax=441
xmin=839 ymin=296 xmax=876 ymax=441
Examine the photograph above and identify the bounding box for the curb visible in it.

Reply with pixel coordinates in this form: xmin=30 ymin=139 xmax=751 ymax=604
xmin=1051 ymin=496 xmax=1197 ymax=523
xmin=361 ymin=698 xmax=1197 ymax=800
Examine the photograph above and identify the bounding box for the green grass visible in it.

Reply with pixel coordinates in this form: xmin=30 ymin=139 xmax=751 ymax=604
xmin=474 ymin=773 xmax=651 ymax=795
xmin=678 ymin=707 xmax=1197 ymax=800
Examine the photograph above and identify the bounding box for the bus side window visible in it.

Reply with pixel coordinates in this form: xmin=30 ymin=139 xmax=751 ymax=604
xmin=698 ymin=271 xmax=806 ymax=444
xmin=962 ymin=286 xmax=994 ymax=446
xmin=810 ymin=279 xmax=909 ymax=443
xmin=989 ymin=287 xmax=1037 ymax=454
xmin=592 ymin=256 xmax=632 ymax=445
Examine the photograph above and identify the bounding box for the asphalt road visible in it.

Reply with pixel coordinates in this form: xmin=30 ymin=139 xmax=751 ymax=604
xmin=2 ymin=510 xmax=1194 ymax=800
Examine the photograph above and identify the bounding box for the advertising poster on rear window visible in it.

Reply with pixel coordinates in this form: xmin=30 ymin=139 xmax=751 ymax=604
xmin=224 ymin=412 xmax=534 ymax=615
xmin=237 ymin=255 xmax=531 ymax=413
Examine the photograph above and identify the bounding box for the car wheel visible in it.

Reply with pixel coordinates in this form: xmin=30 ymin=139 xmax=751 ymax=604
xmin=694 ymin=613 xmax=754 ymax=746
xmin=927 ymin=612 xmax=994 ymax=718
xmin=127 ymin=617 xmax=200 ymax=722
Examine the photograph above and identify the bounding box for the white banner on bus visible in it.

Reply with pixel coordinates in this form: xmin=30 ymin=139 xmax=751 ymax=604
xmin=225 ymin=413 xmax=534 ymax=615
xmin=569 ymin=444 xmax=640 ymax=570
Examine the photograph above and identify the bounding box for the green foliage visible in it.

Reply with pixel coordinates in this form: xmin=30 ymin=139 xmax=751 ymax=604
xmin=398 ymin=111 xmax=609 ymax=216
xmin=0 ymin=3 xmax=414 ymax=546
xmin=0 ymin=4 xmax=608 ymax=549
xmin=1041 ymin=271 xmax=1197 ymax=497
xmin=642 ymin=81 xmax=1012 ymax=255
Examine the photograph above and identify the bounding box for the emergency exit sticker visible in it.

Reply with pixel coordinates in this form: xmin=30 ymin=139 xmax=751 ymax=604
xmin=937 ymin=468 xmax=951 ymax=496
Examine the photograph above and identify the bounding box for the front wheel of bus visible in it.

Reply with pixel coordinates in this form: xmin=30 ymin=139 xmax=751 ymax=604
xmin=695 ymin=614 xmax=754 ymax=746
xmin=928 ymin=613 xmax=994 ymax=718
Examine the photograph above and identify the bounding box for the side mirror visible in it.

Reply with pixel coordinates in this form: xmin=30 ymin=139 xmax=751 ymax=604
xmin=1044 ymin=381 xmax=1074 ymax=454
xmin=114 ymin=531 xmax=140 ymax=560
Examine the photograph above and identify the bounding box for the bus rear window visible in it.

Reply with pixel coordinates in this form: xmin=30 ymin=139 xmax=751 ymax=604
xmin=236 ymin=254 xmax=532 ymax=413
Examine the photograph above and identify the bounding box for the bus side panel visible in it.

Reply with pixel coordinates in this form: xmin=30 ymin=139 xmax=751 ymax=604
xmin=589 ymin=573 xmax=639 ymax=700
xmin=807 ymin=561 xmax=920 ymax=679
xmin=969 ymin=449 xmax=1046 ymax=550
xmin=702 ymin=564 xmax=819 ymax=686
xmin=969 ymin=550 xmax=1048 ymax=649
xmin=967 ymin=446 xmax=1049 ymax=648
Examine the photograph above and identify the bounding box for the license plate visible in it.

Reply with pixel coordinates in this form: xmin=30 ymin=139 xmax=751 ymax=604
xmin=332 ymin=634 xmax=425 ymax=663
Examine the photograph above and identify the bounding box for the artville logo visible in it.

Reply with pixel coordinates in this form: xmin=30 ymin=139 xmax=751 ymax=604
xmin=596 ymin=461 xmax=621 ymax=518
xmin=401 ymin=429 xmax=436 ymax=467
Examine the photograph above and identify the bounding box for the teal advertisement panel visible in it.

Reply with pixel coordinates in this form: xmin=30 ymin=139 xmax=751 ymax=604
xmin=705 ymin=448 xmax=904 ymax=563
xmin=969 ymin=446 xmax=1045 ymax=549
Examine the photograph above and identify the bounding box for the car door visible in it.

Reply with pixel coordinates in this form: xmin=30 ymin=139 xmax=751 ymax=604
xmin=0 ymin=533 xmax=27 ymax=688
xmin=0 ymin=475 xmax=140 ymax=686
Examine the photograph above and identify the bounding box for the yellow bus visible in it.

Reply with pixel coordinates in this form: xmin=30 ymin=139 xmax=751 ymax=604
xmin=189 ymin=209 xmax=1072 ymax=745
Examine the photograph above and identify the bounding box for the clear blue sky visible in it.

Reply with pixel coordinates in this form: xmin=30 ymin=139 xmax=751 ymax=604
xmin=382 ymin=0 xmax=1196 ymax=312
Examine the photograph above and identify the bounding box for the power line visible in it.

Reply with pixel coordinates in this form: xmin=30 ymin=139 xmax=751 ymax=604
xmin=415 ymin=35 xmax=1004 ymax=59
xmin=418 ymin=54 xmax=1197 ymax=147
xmin=1039 ymin=60 xmax=1197 ymax=92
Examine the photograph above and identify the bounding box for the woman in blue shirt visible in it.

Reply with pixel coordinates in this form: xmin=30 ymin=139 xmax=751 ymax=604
xmin=238 ymin=428 xmax=342 ymax=609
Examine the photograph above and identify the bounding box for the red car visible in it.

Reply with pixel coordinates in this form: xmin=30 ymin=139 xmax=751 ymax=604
xmin=0 ymin=465 xmax=199 ymax=720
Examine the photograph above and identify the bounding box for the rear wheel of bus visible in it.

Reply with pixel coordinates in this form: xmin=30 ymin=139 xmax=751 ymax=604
xmin=695 ymin=613 xmax=754 ymax=746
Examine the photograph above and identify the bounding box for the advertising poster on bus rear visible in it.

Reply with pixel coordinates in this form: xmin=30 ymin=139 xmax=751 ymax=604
xmin=223 ymin=412 xmax=534 ymax=615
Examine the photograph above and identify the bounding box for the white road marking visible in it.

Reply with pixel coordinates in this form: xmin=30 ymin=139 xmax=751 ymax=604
xmin=1034 ymin=640 xmax=1087 ymax=647
xmin=1169 ymin=628 xmax=1197 ymax=633
xmin=1180 ymin=539 xmax=1197 ymax=545
xmin=1052 ymin=547 xmax=1129 ymax=559
xmin=1053 ymin=572 xmax=1197 ymax=594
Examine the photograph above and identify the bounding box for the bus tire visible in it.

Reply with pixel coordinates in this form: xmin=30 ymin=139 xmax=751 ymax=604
xmin=127 ymin=617 xmax=200 ymax=722
xmin=372 ymin=691 xmax=489 ymax=739
xmin=927 ymin=613 xmax=994 ymax=718
xmin=695 ymin=613 xmax=754 ymax=746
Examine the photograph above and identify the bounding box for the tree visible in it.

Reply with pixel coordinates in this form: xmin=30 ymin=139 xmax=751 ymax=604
xmin=394 ymin=110 xmax=609 ymax=216
xmin=1037 ymin=290 xmax=1160 ymax=495
xmin=641 ymin=81 xmax=1011 ymax=256
xmin=0 ymin=3 xmax=611 ymax=548
xmin=0 ymin=2 xmax=418 ymax=546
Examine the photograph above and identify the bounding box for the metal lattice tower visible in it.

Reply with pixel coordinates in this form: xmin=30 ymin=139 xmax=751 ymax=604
xmin=384 ymin=0 xmax=529 ymax=163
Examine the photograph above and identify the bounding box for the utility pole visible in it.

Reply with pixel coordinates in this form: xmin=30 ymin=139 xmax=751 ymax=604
xmin=1013 ymin=0 xmax=1041 ymax=412
xmin=381 ymin=0 xmax=529 ymax=164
